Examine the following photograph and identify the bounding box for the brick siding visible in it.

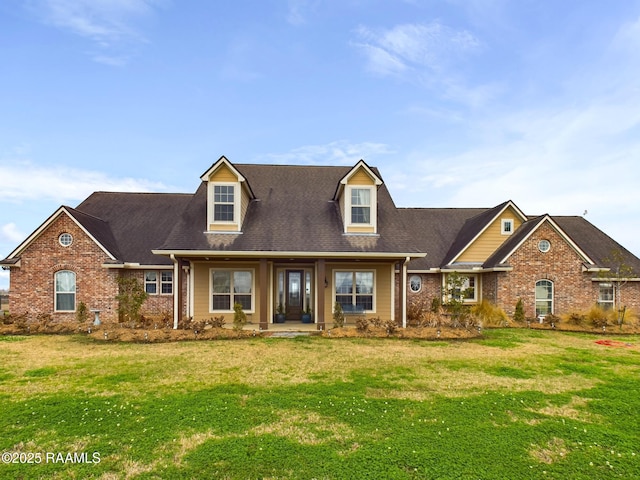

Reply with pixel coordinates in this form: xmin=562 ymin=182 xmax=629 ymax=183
xmin=7 ymin=212 xmax=181 ymax=324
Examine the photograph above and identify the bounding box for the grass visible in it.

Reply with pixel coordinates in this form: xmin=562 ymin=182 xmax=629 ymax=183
xmin=0 ymin=330 xmax=638 ymax=478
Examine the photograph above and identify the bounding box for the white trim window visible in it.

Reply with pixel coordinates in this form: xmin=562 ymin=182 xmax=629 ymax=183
xmin=55 ymin=270 xmax=76 ymax=312
xmin=334 ymin=270 xmax=375 ymax=311
xmin=350 ymin=188 xmax=371 ymax=224
xmin=213 ymin=184 xmax=235 ymax=222
xmin=449 ymin=274 xmax=478 ymax=303
xmin=345 ymin=185 xmax=377 ymax=232
xmin=535 ymin=279 xmax=553 ymax=316
xmin=211 ymin=269 xmax=254 ymax=312
xmin=501 ymin=219 xmax=514 ymax=235
xmin=409 ymin=275 xmax=422 ymax=293
xmin=598 ymin=283 xmax=614 ymax=310
xmin=161 ymin=271 xmax=173 ymax=294
xmin=145 ymin=270 xmax=173 ymax=295
xmin=145 ymin=271 xmax=158 ymax=294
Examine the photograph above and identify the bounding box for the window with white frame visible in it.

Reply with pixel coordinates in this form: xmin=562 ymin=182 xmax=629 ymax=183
xmin=161 ymin=271 xmax=173 ymax=294
xmin=55 ymin=270 xmax=76 ymax=311
xmin=145 ymin=270 xmax=173 ymax=295
xmin=350 ymin=188 xmax=372 ymax=224
xmin=447 ymin=274 xmax=477 ymax=302
xmin=213 ymin=185 xmax=235 ymax=222
xmin=211 ymin=270 xmax=253 ymax=311
xmin=501 ymin=219 xmax=514 ymax=235
xmin=335 ymin=271 xmax=374 ymax=311
xmin=145 ymin=271 xmax=158 ymax=294
xmin=409 ymin=275 xmax=422 ymax=293
xmin=598 ymin=283 xmax=614 ymax=310
xmin=535 ymin=279 xmax=553 ymax=316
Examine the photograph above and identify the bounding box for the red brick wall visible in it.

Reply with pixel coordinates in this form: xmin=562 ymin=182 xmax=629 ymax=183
xmin=7 ymin=212 xmax=183 ymax=324
xmin=8 ymin=213 xmax=119 ymax=322
xmin=119 ymin=270 xmax=174 ymax=324
xmin=494 ymin=222 xmax=632 ymax=317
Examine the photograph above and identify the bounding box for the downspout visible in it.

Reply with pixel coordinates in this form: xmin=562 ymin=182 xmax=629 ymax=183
xmin=402 ymin=256 xmax=410 ymax=328
xmin=171 ymin=255 xmax=179 ymax=329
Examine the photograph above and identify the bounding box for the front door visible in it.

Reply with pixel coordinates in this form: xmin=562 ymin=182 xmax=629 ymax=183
xmin=286 ymin=270 xmax=303 ymax=321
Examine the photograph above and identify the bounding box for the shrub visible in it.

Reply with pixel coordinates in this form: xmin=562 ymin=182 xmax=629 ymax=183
xmin=355 ymin=316 xmax=369 ymax=332
xmin=384 ymin=319 xmax=399 ymax=335
xmin=211 ymin=315 xmax=225 ymax=328
xmin=565 ymin=311 xmax=586 ymax=326
xmin=587 ymin=305 xmax=610 ymax=329
xmin=407 ymin=300 xmax=429 ymax=326
xmin=430 ymin=297 xmax=441 ymax=314
xmin=546 ymin=313 xmax=561 ymax=327
xmin=76 ymin=302 xmax=89 ymax=323
xmin=116 ymin=277 xmax=148 ymax=324
xmin=332 ymin=303 xmax=344 ymax=329
xmin=513 ymin=299 xmax=525 ymax=324
xmin=471 ymin=300 xmax=509 ymax=327
xmin=232 ymin=303 xmax=247 ymax=331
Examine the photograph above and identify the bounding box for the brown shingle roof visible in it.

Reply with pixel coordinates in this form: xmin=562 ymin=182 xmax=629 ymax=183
xmin=76 ymin=192 xmax=192 ymax=265
xmin=398 ymin=207 xmax=487 ymax=269
xmin=159 ymin=164 xmax=420 ymax=255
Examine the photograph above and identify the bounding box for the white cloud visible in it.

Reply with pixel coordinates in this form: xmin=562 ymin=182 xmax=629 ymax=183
xmin=1 ymin=223 xmax=25 ymax=243
xmin=353 ymin=22 xmax=492 ymax=106
xmin=257 ymin=140 xmax=395 ymax=165
xmin=286 ymin=0 xmax=319 ymax=26
xmin=0 ymin=161 xmax=171 ymax=204
xmin=26 ymin=0 xmax=164 ymax=64
xmin=354 ymin=22 xmax=480 ymax=73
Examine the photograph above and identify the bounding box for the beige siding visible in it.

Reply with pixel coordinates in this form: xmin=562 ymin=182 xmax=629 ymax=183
xmin=192 ymin=261 xmax=260 ymax=323
xmin=241 ymin=187 xmax=250 ymax=221
xmin=348 ymin=168 xmax=376 ymax=185
xmin=347 ymin=225 xmax=376 ymax=234
xmin=458 ymin=207 xmax=523 ymax=262
xmin=207 ymin=164 xmax=244 ymax=231
xmin=208 ymin=163 xmax=238 ymax=182
xmin=324 ymin=262 xmax=394 ymax=323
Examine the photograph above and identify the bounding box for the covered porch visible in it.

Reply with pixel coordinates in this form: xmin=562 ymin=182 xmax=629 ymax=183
xmin=172 ymin=253 xmax=416 ymax=330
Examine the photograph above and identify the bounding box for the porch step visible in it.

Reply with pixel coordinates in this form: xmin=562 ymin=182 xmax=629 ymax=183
xmin=267 ymin=331 xmax=316 ymax=338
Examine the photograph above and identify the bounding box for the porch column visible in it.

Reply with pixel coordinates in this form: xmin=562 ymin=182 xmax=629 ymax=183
xmin=259 ymin=258 xmax=268 ymax=330
xmin=172 ymin=255 xmax=183 ymax=329
xmin=401 ymin=257 xmax=409 ymax=328
xmin=316 ymin=259 xmax=325 ymax=330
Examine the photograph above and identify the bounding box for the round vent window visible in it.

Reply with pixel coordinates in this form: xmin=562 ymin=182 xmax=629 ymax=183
xmin=538 ymin=239 xmax=551 ymax=253
xmin=59 ymin=233 xmax=73 ymax=247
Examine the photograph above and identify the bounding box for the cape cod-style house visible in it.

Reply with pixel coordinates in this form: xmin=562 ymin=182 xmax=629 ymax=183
xmin=3 ymin=156 xmax=640 ymax=328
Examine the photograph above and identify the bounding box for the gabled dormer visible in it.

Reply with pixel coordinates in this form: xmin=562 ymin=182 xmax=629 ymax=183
xmin=451 ymin=200 xmax=528 ymax=264
xmin=334 ymin=160 xmax=383 ymax=235
xmin=200 ymin=156 xmax=254 ymax=233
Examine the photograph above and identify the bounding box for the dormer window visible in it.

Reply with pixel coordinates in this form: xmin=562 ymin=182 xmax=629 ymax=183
xmin=334 ymin=160 xmax=382 ymax=234
xmin=201 ymin=156 xmax=254 ymax=233
xmin=214 ymin=185 xmax=235 ymax=222
xmin=351 ymin=188 xmax=371 ymax=224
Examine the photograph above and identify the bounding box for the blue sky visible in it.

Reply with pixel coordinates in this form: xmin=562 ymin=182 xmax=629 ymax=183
xmin=2 ymin=0 xmax=640 ymax=290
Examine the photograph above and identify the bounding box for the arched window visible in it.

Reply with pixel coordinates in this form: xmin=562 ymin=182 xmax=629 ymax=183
xmin=535 ymin=279 xmax=553 ymax=317
xmin=55 ymin=270 xmax=76 ymax=312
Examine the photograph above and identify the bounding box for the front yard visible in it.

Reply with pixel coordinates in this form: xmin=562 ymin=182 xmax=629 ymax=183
xmin=0 ymin=329 xmax=638 ymax=479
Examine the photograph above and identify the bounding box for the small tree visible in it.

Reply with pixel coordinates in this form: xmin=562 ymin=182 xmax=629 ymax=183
xmin=513 ymin=298 xmax=525 ymax=323
xmin=232 ymin=302 xmax=247 ymax=331
xmin=443 ymin=272 xmax=471 ymax=327
xmin=76 ymin=301 xmax=89 ymax=323
xmin=333 ymin=302 xmax=345 ymax=328
xmin=116 ymin=277 xmax=148 ymax=324
xmin=599 ymin=248 xmax=635 ymax=326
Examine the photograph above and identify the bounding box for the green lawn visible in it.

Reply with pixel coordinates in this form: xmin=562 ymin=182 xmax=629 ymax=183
xmin=0 ymin=329 xmax=638 ymax=479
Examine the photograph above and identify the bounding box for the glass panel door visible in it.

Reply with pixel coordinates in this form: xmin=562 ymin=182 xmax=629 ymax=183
xmin=286 ymin=270 xmax=303 ymax=321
